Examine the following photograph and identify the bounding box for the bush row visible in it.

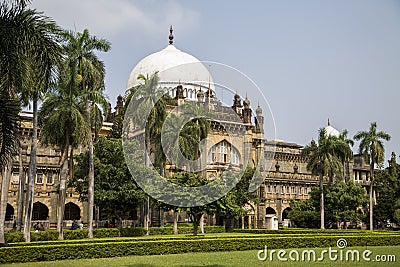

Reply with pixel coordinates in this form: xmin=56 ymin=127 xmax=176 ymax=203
xmin=5 ymin=226 xmax=225 ymax=244
xmin=2 ymin=234 xmax=400 ymax=263
xmin=232 ymin=228 xmax=397 ymax=235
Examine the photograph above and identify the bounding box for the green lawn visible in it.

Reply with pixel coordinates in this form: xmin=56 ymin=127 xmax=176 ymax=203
xmin=2 ymin=246 xmax=399 ymax=267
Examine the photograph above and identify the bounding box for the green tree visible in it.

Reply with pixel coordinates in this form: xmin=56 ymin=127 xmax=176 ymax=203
xmin=39 ymin=60 xmax=88 ymax=240
xmin=354 ymin=122 xmax=391 ymax=230
xmin=338 ymin=130 xmax=354 ymax=182
xmin=375 ymin=152 xmax=400 ymax=226
xmin=301 ymin=128 xmax=347 ymax=229
xmin=129 ymin=73 xmax=167 ymax=232
xmin=0 ymin=0 xmax=62 ymax=243
xmin=324 ymin=181 xmax=368 ymax=228
xmin=72 ymin=137 xmax=147 ymax=225
xmin=62 ymin=28 xmax=110 ymax=238
xmin=214 ymin=167 xmax=259 ymax=231
xmin=288 ymin=198 xmax=319 ymax=228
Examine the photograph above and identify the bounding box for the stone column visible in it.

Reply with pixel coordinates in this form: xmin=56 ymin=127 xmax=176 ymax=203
xmin=277 ymin=199 xmax=282 ymax=224
xmin=257 ymin=204 xmax=266 ymax=228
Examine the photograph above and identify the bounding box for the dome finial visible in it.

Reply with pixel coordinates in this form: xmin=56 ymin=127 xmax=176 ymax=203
xmin=169 ymin=25 xmax=174 ymax=45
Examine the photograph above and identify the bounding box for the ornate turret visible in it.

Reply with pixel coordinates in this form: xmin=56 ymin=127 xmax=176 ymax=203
xmin=232 ymin=91 xmax=242 ymax=115
xmin=255 ymin=103 xmax=264 ymax=134
xmin=115 ymin=95 xmax=124 ymax=116
xmin=242 ymin=95 xmax=252 ymax=124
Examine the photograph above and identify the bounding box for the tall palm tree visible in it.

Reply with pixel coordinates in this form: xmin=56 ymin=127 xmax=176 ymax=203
xmin=129 ymin=73 xmax=167 ymax=232
xmin=181 ymin=102 xmax=211 ymax=172
xmin=39 ymin=60 xmax=88 ymax=240
xmin=354 ymin=122 xmax=391 ymax=230
xmin=301 ymin=128 xmax=346 ymax=229
xmin=62 ymin=29 xmax=110 ymax=238
xmin=338 ymin=130 xmax=354 ymax=182
xmin=0 ymin=0 xmax=62 ymax=243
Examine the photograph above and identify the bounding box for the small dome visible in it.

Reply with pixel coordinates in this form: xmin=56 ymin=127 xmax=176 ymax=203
xmin=325 ymin=119 xmax=340 ymax=137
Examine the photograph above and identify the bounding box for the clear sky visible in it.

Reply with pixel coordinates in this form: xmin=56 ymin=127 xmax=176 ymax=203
xmin=31 ymin=0 xmax=400 ymax=164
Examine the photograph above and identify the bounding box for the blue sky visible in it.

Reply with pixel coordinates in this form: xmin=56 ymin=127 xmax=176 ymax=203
xmin=31 ymin=0 xmax=400 ymax=164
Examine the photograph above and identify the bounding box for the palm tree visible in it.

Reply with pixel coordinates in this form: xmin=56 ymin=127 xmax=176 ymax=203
xmin=39 ymin=60 xmax=88 ymax=240
xmin=354 ymin=122 xmax=391 ymax=230
xmin=181 ymin=102 xmax=211 ymax=172
xmin=338 ymin=130 xmax=354 ymax=182
xmin=129 ymin=73 xmax=167 ymax=232
xmin=301 ymin=128 xmax=346 ymax=229
xmin=0 ymin=0 xmax=62 ymax=243
xmin=62 ymin=29 xmax=110 ymax=238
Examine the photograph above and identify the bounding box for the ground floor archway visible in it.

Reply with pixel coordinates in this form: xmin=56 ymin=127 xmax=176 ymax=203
xmin=32 ymin=202 xmax=49 ymax=220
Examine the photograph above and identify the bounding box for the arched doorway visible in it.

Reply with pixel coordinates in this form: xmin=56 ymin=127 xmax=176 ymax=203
xmin=282 ymin=207 xmax=292 ymax=220
xmin=5 ymin=204 xmax=14 ymax=221
xmin=266 ymin=207 xmax=276 ymax=215
xmin=64 ymin=202 xmax=81 ymax=220
xmin=32 ymin=202 xmax=49 ymax=220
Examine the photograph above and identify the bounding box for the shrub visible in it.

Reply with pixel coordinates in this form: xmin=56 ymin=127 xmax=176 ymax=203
xmin=2 ymin=234 xmax=400 ymax=263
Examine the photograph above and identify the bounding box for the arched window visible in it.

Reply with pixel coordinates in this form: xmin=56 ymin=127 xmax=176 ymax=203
xmin=231 ymin=146 xmax=240 ymax=165
xmin=218 ymin=141 xmax=228 ymax=163
xmin=208 ymin=145 xmax=216 ymax=163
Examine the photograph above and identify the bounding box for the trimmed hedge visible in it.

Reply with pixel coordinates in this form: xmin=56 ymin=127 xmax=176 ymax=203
xmin=5 ymin=226 xmax=225 ymax=243
xmin=232 ymin=229 xmax=394 ymax=235
xmin=2 ymin=234 xmax=400 ymax=263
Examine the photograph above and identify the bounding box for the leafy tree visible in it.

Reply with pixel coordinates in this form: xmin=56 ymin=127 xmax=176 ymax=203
xmin=324 ymin=181 xmax=368 ymax=228
xmin=214 ymin=167 xmax=259 ymax=231
xmin=72 ymin=137 xmax=147 ymax=225
xmin=301 ymin=128 xmax=348 ymax=229
xmin=375 ymin=152 xmax=400 ymax=226
xmin=166 ymin=172 xmax=212 ymax=236
xmin=354 ymin=122 xmax=391 ymax=230
xmin=290 ymin=181 xmax=368 ymax=228
xmin=288 ymin=198 xmax=319 ymax=228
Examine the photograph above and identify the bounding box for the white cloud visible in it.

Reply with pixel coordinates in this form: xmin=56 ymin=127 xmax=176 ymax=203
xmin=31 ymin=0 xmax=200 ymax=39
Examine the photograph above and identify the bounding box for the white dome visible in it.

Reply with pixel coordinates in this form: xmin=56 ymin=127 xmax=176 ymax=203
xmin=126 ymin=44 xmax=215 ymax=101
xmin=325 ymin=120 xmax=340 ymax=137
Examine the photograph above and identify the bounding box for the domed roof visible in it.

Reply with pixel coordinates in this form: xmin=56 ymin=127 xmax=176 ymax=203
xmin=126 ymin=28 xmax=215 ymax=100
xmin=325 ymin=119 xmax=340 ymax=137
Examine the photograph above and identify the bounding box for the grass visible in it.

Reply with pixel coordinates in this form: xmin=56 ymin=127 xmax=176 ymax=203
xmin=2 ymin=246 xmax=399 ymax=267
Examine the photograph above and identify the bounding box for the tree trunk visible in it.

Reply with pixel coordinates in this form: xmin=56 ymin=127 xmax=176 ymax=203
xmin=144 ymin=131 xmax=151 ymax=235
xmin=190 ymin=212 xmax=202 ymax=236
xmin=24 ymin=99 xmax=38 ymax=242
xmin=0 ymin=161 xmax=12 ymax=244
xmin=319 ymin=172 xmax=325 ymax=230
xmin=369 ymin=152 xmax=375 ymax=231
xmin=57 ymin=153 xmax=69 ymax=240
xmin=173 ymin=210 xmax=179 ymax=235
xmin=16 ymin=147 xmax=24 ymax=232
xmin=200 ymin=214 xmax=204 ymax=234
xmin=56 ymin=136 xmax=70 ymax=240
xmin=86 ymin=99 xmax=95 ymax=239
